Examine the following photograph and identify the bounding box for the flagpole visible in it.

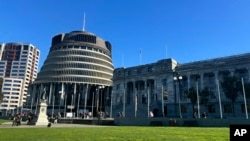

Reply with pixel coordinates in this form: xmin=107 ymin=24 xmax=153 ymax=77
xmin=241 ymin=78 xmax=248 ymax=119
xmin=217 ymin=79 xmax=223 ymax=119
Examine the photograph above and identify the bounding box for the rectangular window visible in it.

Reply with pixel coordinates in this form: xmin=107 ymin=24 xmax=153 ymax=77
xmin=5 ymin=79 xmax=12 ymax=82
xmin=3 ymin=88 xmax=11 ymax=90
xmin=4 ymin=83 xmax=11 ymax=86
xmin=224 ymin=104 xmax=232 ymax=113
xmin=23 ymin=45 xmax=29 ymax=50
xmin=12 ymin=88 xmax=20 ymax=91
xmin=13 ymin=84 xmax=20 ymax=87
xmin=208 ymin=105 xmax=215 ymax=113
xmin=14 ymin=80 xmax=21 ymax=83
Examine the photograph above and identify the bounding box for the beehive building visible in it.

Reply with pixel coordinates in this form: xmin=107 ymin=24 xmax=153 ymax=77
xmin=29 ymin=31 xmax=114 ymax=116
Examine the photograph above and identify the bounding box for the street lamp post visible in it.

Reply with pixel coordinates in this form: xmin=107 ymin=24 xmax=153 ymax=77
xmin=173 ymin=73 xmax=182 ymax=118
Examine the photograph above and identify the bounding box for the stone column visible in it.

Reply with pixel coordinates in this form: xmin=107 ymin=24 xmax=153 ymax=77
xmin=73 ymin=83 xmax=77 ymax=106
xmin=40 ymin=84 xmax=44 ymax=97
xmin=133 ymin=81 xmax=136 ymax=103
xmin=32 ymin=85 xmax=36 ymax=102
xmin=61 ymin=83 xmax=65 ymax=106
xmin=187 ymin=74 xmax=191 ymax=89
xmin=200 ymin=73 xmax=204 ymax=90
xmin=48 ymin=83 xmax=53 ymax=104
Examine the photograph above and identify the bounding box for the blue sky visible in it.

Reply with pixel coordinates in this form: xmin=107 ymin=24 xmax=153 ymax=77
xmin=1 ymin=0 xmax=250 ymax=70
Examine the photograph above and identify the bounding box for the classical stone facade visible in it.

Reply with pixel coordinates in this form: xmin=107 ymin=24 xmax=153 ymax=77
xmin=112 ymin=53 xmax=250 ymax=118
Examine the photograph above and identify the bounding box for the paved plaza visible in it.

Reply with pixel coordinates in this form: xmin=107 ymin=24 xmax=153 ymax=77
xmin=0 ymin=121 xmax=108 ymax=128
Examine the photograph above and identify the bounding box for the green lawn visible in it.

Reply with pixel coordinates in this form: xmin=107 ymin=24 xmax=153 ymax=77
xmin=0 ymin=119 xmax=11 ymax=124
xmin=0 ymin=126 xmax=229 ymax=141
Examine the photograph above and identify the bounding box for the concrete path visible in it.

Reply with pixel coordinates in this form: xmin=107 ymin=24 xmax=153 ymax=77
xmin=0 ymin=121 xmax=109 ymax=128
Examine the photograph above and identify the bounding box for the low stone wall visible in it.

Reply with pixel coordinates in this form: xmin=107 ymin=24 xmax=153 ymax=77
xmin=114 ymin=117 xmax=250 ymax=127
xmin=59 ymin=118 xmax=115 ymax=125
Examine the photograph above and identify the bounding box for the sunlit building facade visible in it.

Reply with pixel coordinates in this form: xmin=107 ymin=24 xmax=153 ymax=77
xmin=0 ymin=43 xmax=40 ymax=114
xmin=28 ymin=31 xmax=114 ymax=117
xmin=112 ymin=53 xmax=250 ymax=118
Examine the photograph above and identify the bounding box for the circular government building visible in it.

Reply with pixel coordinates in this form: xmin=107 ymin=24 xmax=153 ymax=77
xmin=29 ymin=30 xmax=114 ymax=117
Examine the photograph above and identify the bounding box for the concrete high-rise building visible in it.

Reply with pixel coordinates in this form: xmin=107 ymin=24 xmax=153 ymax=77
xmin=0 ymin=43 xmax=40 ymax=114
xmin=29 ymin=30 xmax=114 ymax=117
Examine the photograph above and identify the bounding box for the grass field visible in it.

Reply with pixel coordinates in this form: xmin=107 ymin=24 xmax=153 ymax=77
xmin=0 ymin=119 xmax=10 ymax=124
xmin=0 ymin=125 xmax=229 ymax=141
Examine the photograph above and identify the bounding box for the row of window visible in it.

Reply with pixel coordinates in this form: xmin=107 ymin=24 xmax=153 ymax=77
xmin=3 ymin=88 xmax=20 ymax=91
xmin=38 ymin=70 xmax=112 ymax=79
xmin=4 ymin=79 xmax=22 ymax=83
xmin=35 ymin=76 xmax=112 ymax=84
xmin=42 ymin=63 xmax=113 ymax=74
xmin=3 ymin=92 xmax=20 ymax=95
xmin=3 ymin=83 xmax=21 ymax=87
xmin=48 ymin=49 xmax=112 ymax=63
xmin=44 ymin=56 xmax=113 ymax=68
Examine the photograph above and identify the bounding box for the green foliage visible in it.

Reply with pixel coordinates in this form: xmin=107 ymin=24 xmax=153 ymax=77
xmin=184 ymin=87 xmax=197 ymax=115
xmin=184 ymin=87 xmax=197 ymax=105
xmin=0 ymin=126 xmax=229 ymax=141
xmin=200 ymin=87 xmax=214 ymax=105
xmin=220 ymin=76 xmax=242 ymax=103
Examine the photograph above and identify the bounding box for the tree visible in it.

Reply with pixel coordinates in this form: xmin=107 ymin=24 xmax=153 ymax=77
xmin=184 ymin=87 xmax=197 ymax=117
xmin=200 ymin=87 xmax=215 ymax=113
xmin=220 ymin=76 xmax=242 ymax=116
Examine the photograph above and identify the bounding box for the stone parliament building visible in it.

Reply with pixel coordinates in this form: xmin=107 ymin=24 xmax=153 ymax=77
xmin=112 ymin=53 xmax=250 ymax=118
